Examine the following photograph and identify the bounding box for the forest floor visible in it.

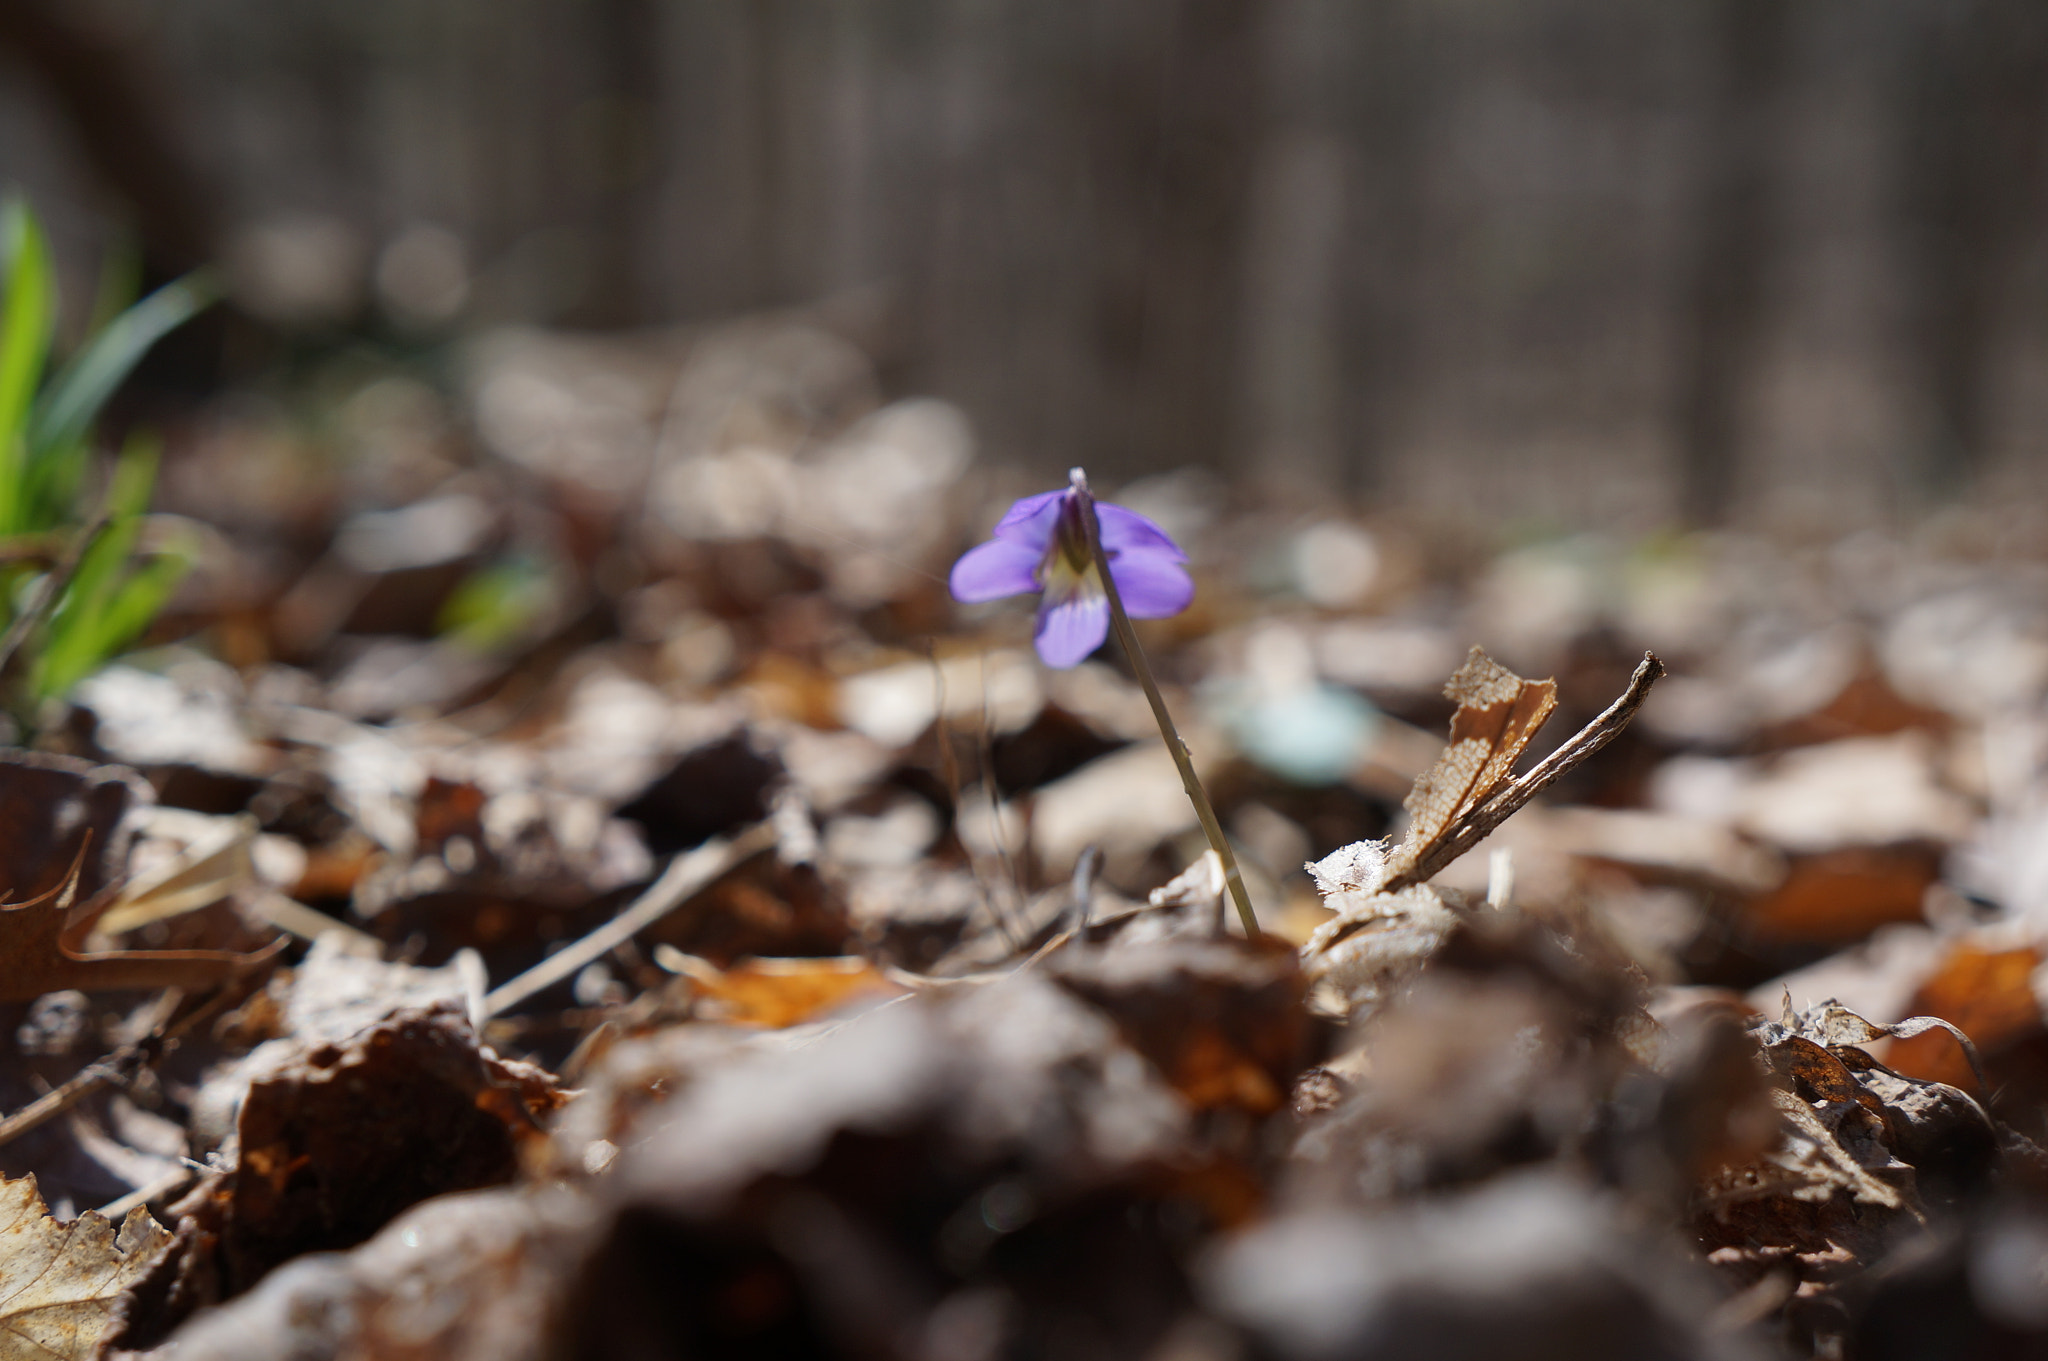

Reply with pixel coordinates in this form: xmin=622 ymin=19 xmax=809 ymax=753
xmin=3 ymin=313 xmax=2047 ymax=1361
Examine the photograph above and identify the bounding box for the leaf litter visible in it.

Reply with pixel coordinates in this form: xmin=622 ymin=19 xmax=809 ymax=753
xmin=0 ymin=319 xmax=2042 ymax=1358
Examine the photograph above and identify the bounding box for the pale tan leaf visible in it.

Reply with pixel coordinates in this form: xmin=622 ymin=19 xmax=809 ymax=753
xmin=0 ymin=1174 xmax=171 ymax=1361
xmin=94 ymin=811 xmax=259 ymax=937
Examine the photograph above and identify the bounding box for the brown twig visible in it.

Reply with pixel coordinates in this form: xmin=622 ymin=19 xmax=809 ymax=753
xmin=0 ymin=982 xmax=240 ymax=1152
xmin=1381 ymin=651 xmax=1666 ymax=894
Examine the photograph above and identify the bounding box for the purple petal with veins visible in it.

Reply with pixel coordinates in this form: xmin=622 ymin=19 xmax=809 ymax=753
xmin=1034 ymin=592 xmax=1111 ymax=668
xmin=950 ymin=483 xmax=1193 ymax=668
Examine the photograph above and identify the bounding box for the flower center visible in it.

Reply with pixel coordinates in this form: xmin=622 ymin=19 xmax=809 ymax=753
xmin=1037 ymin=492 xmax=1106 ymax=597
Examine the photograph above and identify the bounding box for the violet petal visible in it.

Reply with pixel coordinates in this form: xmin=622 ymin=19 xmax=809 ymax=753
xmin=1109 ymin=550 xmax=1195 ymax=618
xmin=950 ymin=538 xmax=1044 ymax=602
xmin=1034 ymin=592 xmax=1111 ymax=669
xmin=1096 ymin=503 xmax=1186 ymax=561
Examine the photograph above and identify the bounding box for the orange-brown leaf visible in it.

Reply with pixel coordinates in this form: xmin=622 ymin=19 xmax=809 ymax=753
xmin=674 ymin=954 xmax=904 ymax=1028
xmin=1888 ymin=943 xmax=2043 ymax=1090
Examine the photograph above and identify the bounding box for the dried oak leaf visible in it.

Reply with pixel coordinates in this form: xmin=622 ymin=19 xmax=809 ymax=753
xmin=0 ymin=1173 xmax=170 ymax=1360
xmin=0 ymin=753 xmax=279 ymax=1002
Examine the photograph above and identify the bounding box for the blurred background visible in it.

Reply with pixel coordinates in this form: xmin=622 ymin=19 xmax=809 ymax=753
xmin=5 ymin=0 xmax=2047 ymax=532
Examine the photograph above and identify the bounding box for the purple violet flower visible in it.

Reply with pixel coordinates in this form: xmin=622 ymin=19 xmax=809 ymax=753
xmin=950 ymin=479 xmax=1193 ymax=668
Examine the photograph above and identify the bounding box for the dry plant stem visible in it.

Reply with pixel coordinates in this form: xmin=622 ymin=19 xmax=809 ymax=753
xmin=1072 ymin=474 xmax=1258 ymax=937
xmin=248 ymin=886 xmax=385 ymax=953
xmin=99 ymin=1164 xmax=196 ymax=1221
xmin=483 ymin=820 xmax=778 ymax=1017
xmin=1382 ymin=650 xmax=1666 ymax=894
xmin=929 ymin=653 xmax=1020 ymax=951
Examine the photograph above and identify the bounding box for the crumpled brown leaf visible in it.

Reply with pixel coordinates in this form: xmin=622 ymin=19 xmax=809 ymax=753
xmin=1292 ymin=916 xmax=1656 ymax=1200
xmin=116 ymin=1000 xmax=564 ymax=1347
xmin=546 ymin=958 xmax=1304 ymax=1361
xmin=1695 ymin=997 xmax=2004 ymax=1348
xmin=0 ymin=1172 xmax=171 ymax=1360
xmin=1049 ymin=935 xmax=1321 ymax=1117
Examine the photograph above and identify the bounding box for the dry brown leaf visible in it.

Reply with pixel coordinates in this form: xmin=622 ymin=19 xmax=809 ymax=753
xmin=1051 ymin=936 xmax=1317 ymax=1117
xmin=1733 ymin=845 xmax=1941 ymax=945
xmin=1384 ymin=647 xmax=1558 ymax=885
xmin=131 ymin=1000 xmax=566 ymax=1334
xmin=1696 ymin=1086 xmax=1905 ymax=1212
xmin=1305 ymin=652 xmax=1661 ymax=967
xmin=0 ymin=1173 xmax=171 ymax=1360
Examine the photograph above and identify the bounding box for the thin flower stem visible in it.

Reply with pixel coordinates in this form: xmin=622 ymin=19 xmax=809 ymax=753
xmin=1070 ymin=470 xmax=1259 ymax=937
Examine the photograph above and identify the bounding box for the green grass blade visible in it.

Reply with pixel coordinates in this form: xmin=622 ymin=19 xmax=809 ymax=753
xmin=0 ymin=204 xmax=57 ymax=536
xmin=35 ymin=549 xmax=190 ymax=703
xmin=29 ymin=268 xmax=216 ymax=457
xmin=32 ymin=435 xmax=158 ymax=699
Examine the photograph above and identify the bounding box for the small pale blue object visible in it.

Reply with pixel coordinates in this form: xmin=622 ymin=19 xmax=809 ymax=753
xmin=1210 ymin=681 xmax=1380 ymax=787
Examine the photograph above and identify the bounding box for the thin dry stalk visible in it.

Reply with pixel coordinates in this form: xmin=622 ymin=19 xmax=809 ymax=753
xmin=483 ymin=821 xmax=777 ymax=1017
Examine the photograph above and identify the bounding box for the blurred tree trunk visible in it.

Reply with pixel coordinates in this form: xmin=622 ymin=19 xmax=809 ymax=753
xmin=1675 ymin=0 xmax=1786 ymax=526
xmin=1335 ymin=0 xmax=1425 ymax=499
xmin=1897 ymin=0 xmax=2048 ymax=500
xmin=580 ymin=0 xmax=665 ymax=326
xmin=1084 ymin=0 xmax=1268 ymax=476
